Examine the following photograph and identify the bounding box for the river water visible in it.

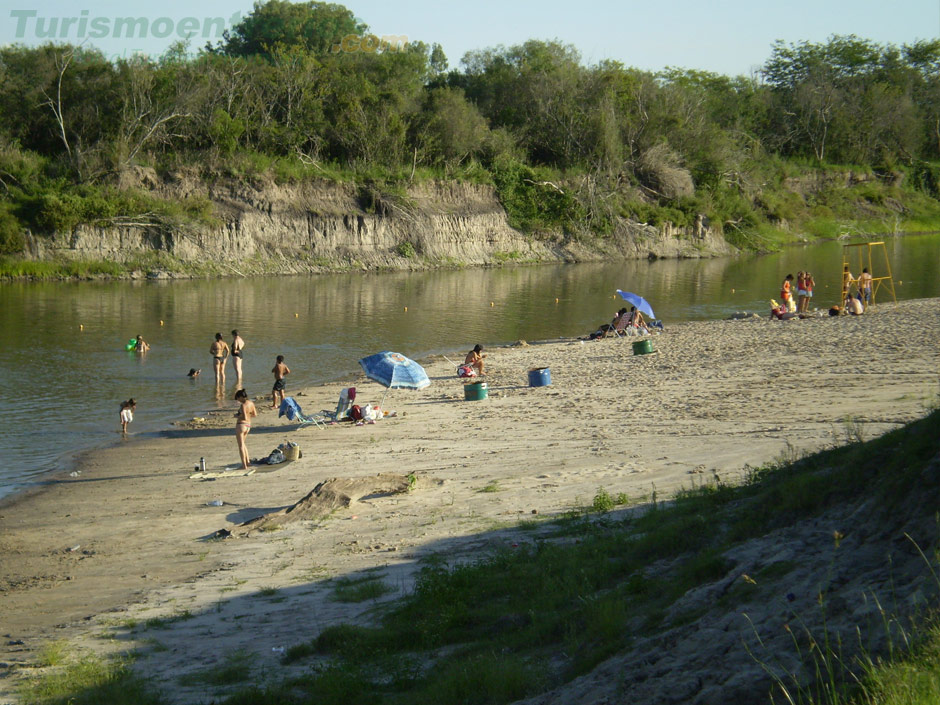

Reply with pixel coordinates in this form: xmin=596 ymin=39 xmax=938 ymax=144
xmin=1 ymin=233 xmax=938 ymax=500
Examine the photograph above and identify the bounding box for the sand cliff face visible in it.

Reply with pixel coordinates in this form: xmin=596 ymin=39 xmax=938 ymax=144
xmin=30 ymin=173 xmax=735 ymax=272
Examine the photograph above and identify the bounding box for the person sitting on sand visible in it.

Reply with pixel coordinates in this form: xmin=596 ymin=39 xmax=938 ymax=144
xmin=845 ymin=293 xmax=864 ymax=316
xmin=134 ymin=335 xmax=150 ymax=352
xmin=628 ymin=306 xmax=649 ymax=334
xmin=234 ymin=389 xmax=257 ymax=470
xmin=770 ymin=300 xmax=799 ymax=321
xmin=465 ymin=344 xmax=486 ymax=376
xmin=588 ymin=308 xmax=627 ymax=339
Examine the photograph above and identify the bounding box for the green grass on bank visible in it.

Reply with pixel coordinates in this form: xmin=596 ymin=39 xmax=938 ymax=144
xmin=19 ymin=406 xmax=940 ymax=705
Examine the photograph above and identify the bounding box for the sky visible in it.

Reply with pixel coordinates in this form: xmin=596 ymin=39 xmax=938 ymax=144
xmin=1 ymin=0 xmax=938 ymax=76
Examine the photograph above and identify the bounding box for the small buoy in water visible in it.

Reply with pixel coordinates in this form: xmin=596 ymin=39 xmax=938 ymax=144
xmin=490 ymin=302 xmax=494 ymax=307
xmin=160 ymin=320 xmax=164 ymax=326
xmin=731 ymin=288 xmax=735 ymax=294
xmin=555 ymin=298 xmax=559 ymax=303
xmin=404 ymin=306 xmax=408 ymax=312
xmin=79 ymin=324 xmax=83 ymax=331
xmin=295 ymin=313 xmax=299 ymax=318
xmin=898 ymin=280 xmax=902 ymax=285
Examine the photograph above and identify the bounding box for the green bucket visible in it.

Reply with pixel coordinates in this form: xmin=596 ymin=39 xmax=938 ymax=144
xmin=632 ymin=339 xmax=653 ymax=356
xmin=464 ymin=381 xmax=488 ymax=401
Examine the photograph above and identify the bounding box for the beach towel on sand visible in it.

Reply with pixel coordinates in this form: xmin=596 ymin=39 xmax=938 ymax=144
xmin=278 ymin=397 xmax=304 ymax=421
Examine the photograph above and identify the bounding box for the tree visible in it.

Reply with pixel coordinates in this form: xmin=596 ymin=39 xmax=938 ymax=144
xmin=219 ymin=0 xmax=366 ymax=58
xmin=459 ymin=40 xmax=593 ymax=166
xmin=413 ymin=87 xmax=488 ymax=167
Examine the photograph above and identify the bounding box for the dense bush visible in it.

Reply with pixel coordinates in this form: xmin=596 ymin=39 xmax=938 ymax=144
xmin=4 ymin=3 xmax=940 ymax=252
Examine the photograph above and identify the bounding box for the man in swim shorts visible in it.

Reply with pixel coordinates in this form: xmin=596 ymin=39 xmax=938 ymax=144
xmin=210 ymin=333 xmax=230 ymax=387
xmin=858 ymin=268 xmax=873 ymax=310
xmin=271 ymin=355 xmax=290 ymax=409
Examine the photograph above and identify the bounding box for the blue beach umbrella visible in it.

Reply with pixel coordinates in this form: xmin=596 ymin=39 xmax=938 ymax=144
xmin=358 ymin=351 xmax=430 ymax=404
xmin=616 ymin=290 xmax=656 ymax=319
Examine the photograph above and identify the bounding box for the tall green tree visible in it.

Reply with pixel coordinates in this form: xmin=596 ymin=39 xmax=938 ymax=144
xmin=218 ymin=0 xmax=366 ymax=58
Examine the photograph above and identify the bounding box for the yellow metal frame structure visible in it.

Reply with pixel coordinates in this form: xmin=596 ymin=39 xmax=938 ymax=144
xmin=841 ymin=241 xmax=897 ymax=308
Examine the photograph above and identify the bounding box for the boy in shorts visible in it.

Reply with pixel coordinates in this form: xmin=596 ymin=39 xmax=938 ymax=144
xmin=271 ymin=355 xmax=291 ymax=409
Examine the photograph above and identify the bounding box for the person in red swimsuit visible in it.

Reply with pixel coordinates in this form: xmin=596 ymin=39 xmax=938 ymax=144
xmin=801 ymin=271 xmax=815 ymax=313
xmin=780 ymin=274 xmax=794 ymax=310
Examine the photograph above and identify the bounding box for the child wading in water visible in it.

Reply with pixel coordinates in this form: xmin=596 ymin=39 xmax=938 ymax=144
xmin=120 ymin=399 xmax=136 ymax=435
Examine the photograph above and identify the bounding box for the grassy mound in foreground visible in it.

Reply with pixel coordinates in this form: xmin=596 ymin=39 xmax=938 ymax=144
xmin=21 ymin=407 xmax=940 ymax=705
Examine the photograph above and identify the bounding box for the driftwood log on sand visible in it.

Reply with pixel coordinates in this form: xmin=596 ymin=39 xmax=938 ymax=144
xmin=230 ymin=473 xmax=414 ymax=536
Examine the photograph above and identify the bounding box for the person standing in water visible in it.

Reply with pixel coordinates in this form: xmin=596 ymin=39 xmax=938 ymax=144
xmin=234 ymin=389 xmax=257 ymax=470
xmin=231 ymin=330 xmax=245 ymax=381
xmin=210 ymin=333 xmax=230 ymax=387
xmin=119 ymin=398 xmax=136 ymax=435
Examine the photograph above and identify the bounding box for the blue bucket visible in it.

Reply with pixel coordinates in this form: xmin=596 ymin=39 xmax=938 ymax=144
xmin=527 ymin=367 xmax=551 ymax=387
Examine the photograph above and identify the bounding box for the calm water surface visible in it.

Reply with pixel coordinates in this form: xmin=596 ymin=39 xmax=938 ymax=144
xmin=1 ymin=234 xmax=938 ymax=499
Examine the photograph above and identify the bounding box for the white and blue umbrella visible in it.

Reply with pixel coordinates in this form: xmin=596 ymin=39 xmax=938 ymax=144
xmin=358 ymin=352 xmax=430 ymax=404
xmin=616 ymin=289 xmax=656 ymax=319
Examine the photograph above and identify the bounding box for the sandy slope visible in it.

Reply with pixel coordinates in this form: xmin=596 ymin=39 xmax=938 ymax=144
xmin=0 ymin=299 xmax=938 ymax=703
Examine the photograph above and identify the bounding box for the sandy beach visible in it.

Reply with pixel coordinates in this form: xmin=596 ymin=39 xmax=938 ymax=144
xmin=1 ymin=299 xmax=939 ymax=703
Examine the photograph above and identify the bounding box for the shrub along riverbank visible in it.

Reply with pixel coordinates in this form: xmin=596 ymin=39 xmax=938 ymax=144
xmin=6 ymin=11 xmax=940 ymax=277
xmin=3 ymin=155 xmax=940 ymax=281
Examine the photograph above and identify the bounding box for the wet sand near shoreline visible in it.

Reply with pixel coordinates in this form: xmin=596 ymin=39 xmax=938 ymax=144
xmin=1 ymin=299 xmax=938 ymax=702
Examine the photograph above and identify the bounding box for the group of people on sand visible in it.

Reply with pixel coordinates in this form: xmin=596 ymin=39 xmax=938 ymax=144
xmin=121 ymin=328 xmax=292 ymax=471
xmin=840 ymin=265 xmax=873 ymax=315
xmin=125 ymin=333 xmax=488 ymax=469
xmin=586 ymin=306 xmax=649 ymax=339
xmin=205 ymin=330 xmax=292 ymax=469
xmin=779 ymin=271 xmax=816 ymax=314
xmin=774 ymin=266 xmax=874 ymax=319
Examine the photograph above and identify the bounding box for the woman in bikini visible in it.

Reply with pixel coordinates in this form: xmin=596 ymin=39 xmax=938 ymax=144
xmin=210 ymin=333 xmax=230 ymax=387
xmin=629 ymin=307 xmax=649 ymax=334
xmin=231 ymin=329 xmax=245 ymax=381
xmin=234 ymin=389 xmax=257 ymax=470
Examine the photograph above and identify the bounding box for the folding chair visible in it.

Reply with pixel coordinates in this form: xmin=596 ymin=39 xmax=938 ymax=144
xmin=278 ymin=397 xmax=327 ymax=428
xmin=610 ymin=313 xmax=635 ymax=337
